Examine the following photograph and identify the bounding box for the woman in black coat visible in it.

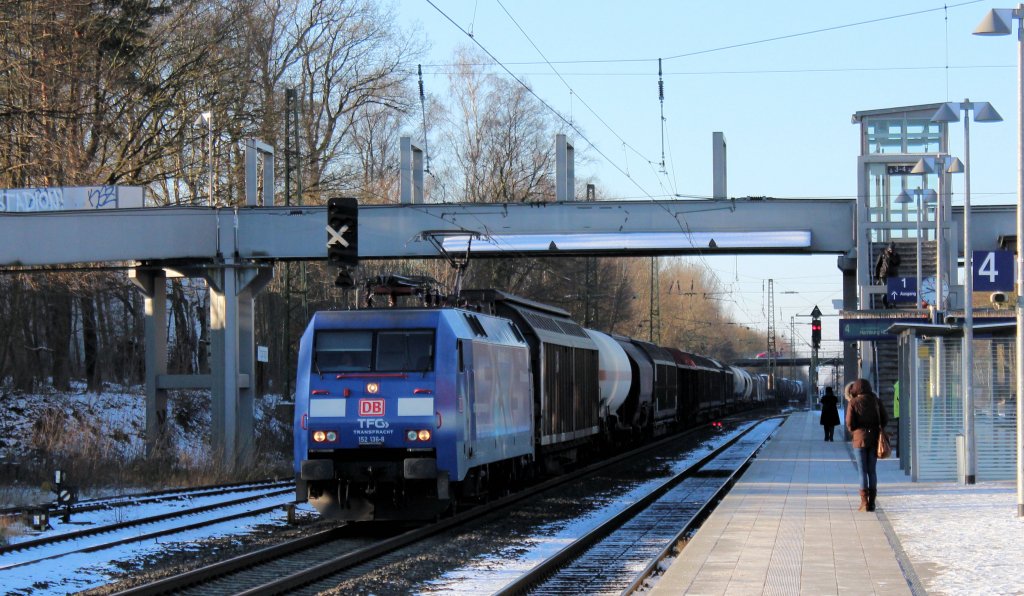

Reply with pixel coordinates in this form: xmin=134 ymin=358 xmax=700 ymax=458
xmin=819 ymin=386 xmax=840 ymax=441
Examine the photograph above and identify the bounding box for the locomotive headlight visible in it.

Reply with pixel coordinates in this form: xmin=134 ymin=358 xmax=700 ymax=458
xmin=405 ymin=429 xmax=431 ymax=442
xmin=326 ymin=431 xmax=338 ymax=442
xmin=312 ymin=430 xmax=327 ymax=442
xmin=366 ymin=382 xmax=380 ymax=394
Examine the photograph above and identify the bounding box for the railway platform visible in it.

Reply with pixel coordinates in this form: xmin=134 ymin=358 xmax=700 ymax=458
xmin=650 ymin=410 xmax=916 ymax=595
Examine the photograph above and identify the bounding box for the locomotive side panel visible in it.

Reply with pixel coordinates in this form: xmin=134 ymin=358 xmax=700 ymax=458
xmin=457 ymin=336 xmax=534 ymax=481
xmin=293 ymin=321 xmax=316 ymax=500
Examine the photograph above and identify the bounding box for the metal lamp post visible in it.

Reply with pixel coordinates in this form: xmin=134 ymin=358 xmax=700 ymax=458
xmin=931 ymin=100 xmax=1003 ymax=486
xmin=896 ymin=187 xmax=938 ymax=307
xmin=911 ymin=155 xmax=960 ymax=467
xmin=912 ymin=154 xmax=961 ymax=313
xmin=975 ymin=4 xmax=1024 ymax=515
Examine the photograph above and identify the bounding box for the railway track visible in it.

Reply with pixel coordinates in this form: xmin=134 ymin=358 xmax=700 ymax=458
xmin=118 ymin=415 xmax=781 ymax=595
xmin=0 ymin=478 xmax=293 ymax=524
xmin=1 ymin=480 xmax=295 ymax=558
xmin=0 ymin=480 xmax=298 ymax=593
xmin=496 ymin=417 xmax=782 ymax=595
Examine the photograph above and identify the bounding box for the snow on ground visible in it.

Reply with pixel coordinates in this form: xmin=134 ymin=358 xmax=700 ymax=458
xmin=883 ymin=481 xmax=1024 ymax=596
xmin=0 ymin=383 xmax=289 ymax=509
xmin=0 ymin=383 xmax=148 ymax=455
xmin=0 ymin=498 xmax=311 ymax=595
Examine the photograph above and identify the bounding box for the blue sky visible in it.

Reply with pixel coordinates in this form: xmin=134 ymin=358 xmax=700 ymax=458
xmin=396 ymin=0 xmax=1019 ymax=358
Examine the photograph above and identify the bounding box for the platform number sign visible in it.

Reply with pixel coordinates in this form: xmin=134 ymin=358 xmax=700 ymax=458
xmin=886 ymin=276 xmax=917 ymax=304
xmin=973 ymin=250 xmax=1014 ymax=292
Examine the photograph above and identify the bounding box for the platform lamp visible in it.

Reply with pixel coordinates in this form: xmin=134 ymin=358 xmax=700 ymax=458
xmin=974 ymin=3 xmax=1024 ymax=515
xmin=931 ymin=100 xmax=1003 ymax=486
xmin=895 ymin=187 xmax=938 ymax=308
xmin=911 ymin=154 xmax=962 ymax=313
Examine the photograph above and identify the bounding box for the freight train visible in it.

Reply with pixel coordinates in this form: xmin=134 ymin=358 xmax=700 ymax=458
xmin=294 ymin=283 xmax=799 ymax=521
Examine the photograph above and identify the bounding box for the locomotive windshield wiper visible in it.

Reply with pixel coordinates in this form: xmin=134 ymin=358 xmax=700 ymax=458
xmin=313 ymin=356 xmax=323 ymax=379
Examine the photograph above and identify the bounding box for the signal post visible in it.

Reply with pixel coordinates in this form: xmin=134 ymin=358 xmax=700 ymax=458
xmin=810 ymin=305 xmax=822 ymax=408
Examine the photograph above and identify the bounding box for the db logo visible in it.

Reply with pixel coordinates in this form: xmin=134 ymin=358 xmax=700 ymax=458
xmin=359 ymin=399 xmax=385 ymax=416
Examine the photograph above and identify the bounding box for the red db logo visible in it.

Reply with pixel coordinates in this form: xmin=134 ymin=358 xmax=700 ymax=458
xmin=359 ymin=399 xmax=385 ymax=416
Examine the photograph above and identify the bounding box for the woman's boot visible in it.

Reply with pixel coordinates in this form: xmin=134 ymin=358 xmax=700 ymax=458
xmin=858 ymin=489 xmax=868 ymax=511
xmin=867 ymin=489 xmax=876 ymax=512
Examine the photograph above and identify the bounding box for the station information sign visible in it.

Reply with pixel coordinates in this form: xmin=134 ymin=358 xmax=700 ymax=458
xmin=839 ymin=318 xmax=928 ymax=341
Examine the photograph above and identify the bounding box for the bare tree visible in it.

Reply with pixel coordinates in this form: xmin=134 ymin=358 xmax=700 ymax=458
xmin=291 ymin=0 xmax=420 ymax=200
xmin=438 ymin=47 xmax=559 ymax=204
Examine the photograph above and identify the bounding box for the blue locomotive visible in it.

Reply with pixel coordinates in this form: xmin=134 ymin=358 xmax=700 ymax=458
xmin=294 ymin=284 xmax=775 ymax=521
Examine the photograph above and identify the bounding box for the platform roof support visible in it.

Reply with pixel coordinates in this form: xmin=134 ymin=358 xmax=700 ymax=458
xmin=128 ymin=268 xmax=169 ymax=456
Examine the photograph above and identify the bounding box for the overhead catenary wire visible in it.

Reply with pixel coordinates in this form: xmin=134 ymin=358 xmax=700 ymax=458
xmin=417 ymin=0 xmax=984 ymax=69
xmin=491 ymin=0 xmax=662 ymax=178
xmin=663 ymin=1 xmax=984 ymax=61
xmin=416 ymin=63 xmax=1013 ymax=77
xmin=424 ymin=0 xmax=659 ymax=204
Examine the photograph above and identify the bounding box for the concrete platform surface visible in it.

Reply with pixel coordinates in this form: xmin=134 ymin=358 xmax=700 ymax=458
xmin=650 ymin=411 xmax=915 ymax=596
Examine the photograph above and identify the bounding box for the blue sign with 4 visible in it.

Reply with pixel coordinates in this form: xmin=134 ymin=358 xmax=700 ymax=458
xmin=973 ymin=250 xmax=1014 ymax=292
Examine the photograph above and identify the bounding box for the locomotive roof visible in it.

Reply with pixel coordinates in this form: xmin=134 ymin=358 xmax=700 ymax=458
xmin=460 ymin=288 xmax=573 ymax=319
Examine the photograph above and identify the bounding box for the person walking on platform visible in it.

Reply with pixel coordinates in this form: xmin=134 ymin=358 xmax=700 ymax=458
xmin=846 ymin=378 xmax=889 ymax=512
xmin=819 ymin=386 xmax=840 ymax=441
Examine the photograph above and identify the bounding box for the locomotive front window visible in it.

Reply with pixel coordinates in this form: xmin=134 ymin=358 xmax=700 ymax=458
xmin=376 ymin=331 xmax=435 ymax=372
xmin=314 ymin=331 xmax=372 ymax=372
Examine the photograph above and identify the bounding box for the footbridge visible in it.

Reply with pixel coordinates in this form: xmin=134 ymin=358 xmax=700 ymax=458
xmin=1 ymin=195 xmax=1015 ymax=467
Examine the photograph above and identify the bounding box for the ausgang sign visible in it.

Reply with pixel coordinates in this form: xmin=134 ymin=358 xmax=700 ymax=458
xmin=0 ymin=186 xmax=145 ymax=213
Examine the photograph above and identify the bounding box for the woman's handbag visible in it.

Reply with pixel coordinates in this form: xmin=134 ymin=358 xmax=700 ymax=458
xmin=877 ymin=430 xmax=892 ymax=459
xmin=875 ymin=398 xmax=891 ymax=459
